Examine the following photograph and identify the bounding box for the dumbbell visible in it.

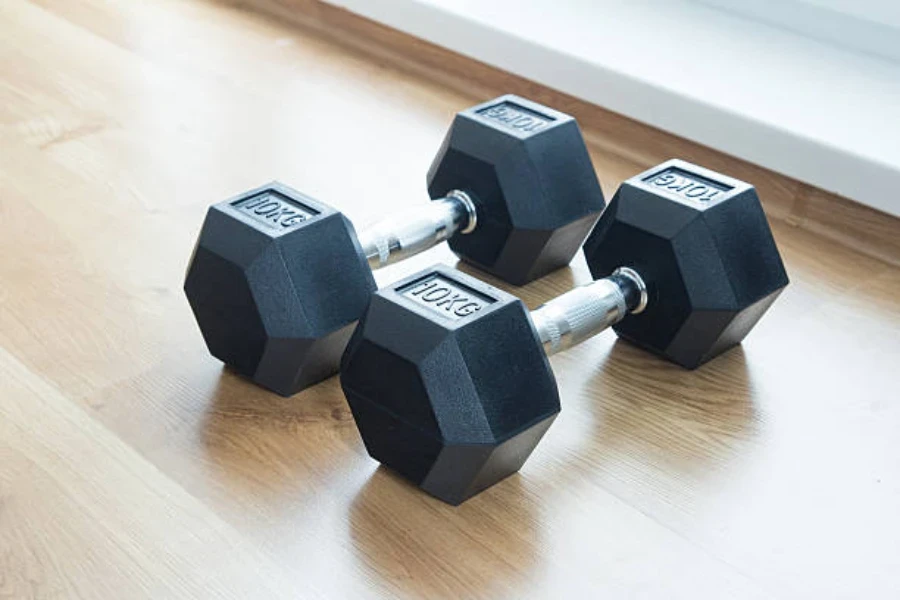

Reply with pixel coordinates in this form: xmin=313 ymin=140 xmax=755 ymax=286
xmin=184 ymin=95 xmax=605 ymax=396
xmin=340 ymin=160 xmax=790 ymax=505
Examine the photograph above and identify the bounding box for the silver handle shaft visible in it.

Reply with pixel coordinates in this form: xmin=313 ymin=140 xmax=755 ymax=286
xmin=530 ymin=268 xmax=647 ymax=356
xmin=357 ymin=191 xmax=477 ymax=270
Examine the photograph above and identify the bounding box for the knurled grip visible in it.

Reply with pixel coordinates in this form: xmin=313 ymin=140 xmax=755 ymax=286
xmin=357 ymin=191 xmax=476 ymax=270
xmin=531 ymin=279 xmax=628 ymax=355
xmin=530 ymin=268 xmax=645 ymax=356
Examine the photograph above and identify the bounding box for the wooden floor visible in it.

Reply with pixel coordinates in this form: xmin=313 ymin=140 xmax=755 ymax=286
xmin=1 ymin=0 xmax=899 ymax=598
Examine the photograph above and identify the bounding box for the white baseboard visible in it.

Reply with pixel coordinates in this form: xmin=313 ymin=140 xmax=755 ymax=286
xmin=324 ymin=0 xmax=900 ymax=218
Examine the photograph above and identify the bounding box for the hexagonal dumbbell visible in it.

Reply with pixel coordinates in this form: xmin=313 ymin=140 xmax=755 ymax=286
xmin=184 ymin=95 xmax=605 ymax=396
xmin=340 ymin=160 xmax=789 ymax=505
xmin=582 ymin=159 xmax=790 ymax=367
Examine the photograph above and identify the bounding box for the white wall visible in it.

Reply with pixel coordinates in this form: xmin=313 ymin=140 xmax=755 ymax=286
xmin=697 ymin=0 xmax=900 ymax=63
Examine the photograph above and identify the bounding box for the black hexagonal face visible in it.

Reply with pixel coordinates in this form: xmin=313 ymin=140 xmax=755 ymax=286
xmin=427 ymin=95 xmax=606 ymax=285
xmin=583 ymin=160 xmax=789 ymax=368
xmin=340 ymin=265 xmax=560 ymax=505
xmin=184 ymin=183 xmax=376 ymax=396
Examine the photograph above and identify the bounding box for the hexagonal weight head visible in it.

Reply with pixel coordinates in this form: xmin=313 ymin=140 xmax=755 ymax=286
xmin=184 ymin=183 xmax=376 ymax=396
xmin=428 ymin=95 xmax=606 ymax=285
xmin=583 ymin=160 xmax=789 ymax=368
xmin=340 ymin=265 xmax=560 ymax=505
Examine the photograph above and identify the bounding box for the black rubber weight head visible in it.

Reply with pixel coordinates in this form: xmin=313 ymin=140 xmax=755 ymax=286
xmin=583 ymin=160 xmax=789 ymax=368
xmin=427 ymin=95 xmax=606 ymax=285
xmin=340 ymin=264 xmax=560 ymax=505
xmin=184 ymin=183 xmax=376 ymax=396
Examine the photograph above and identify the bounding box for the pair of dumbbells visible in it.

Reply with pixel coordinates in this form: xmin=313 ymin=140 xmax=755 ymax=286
xmin=185 ymin=96 xmax=789 ymax=505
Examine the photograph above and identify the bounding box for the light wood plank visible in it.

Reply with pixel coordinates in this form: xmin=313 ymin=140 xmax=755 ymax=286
xmin=0 ymin=348 xmax=310 ymax=599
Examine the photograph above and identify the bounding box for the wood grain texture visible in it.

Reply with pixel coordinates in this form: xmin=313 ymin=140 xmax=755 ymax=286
xmin=1 ymin=0 xmax=899 ymax=598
